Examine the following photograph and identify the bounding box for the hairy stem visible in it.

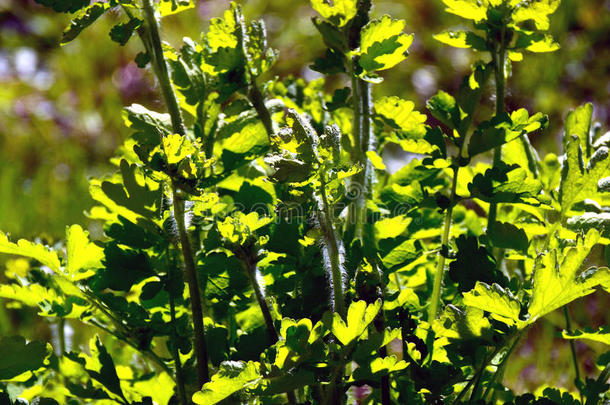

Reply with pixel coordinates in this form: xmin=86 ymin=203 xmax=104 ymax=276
xmin=237 ymin=248 xmax=279 ymax=344
xmin=428 ymin=166 xmax=459 ymax=321
xmin=319 ymin=175 xmax=346 ymax=318
xmin=140 ymin=0 xmax=209 ymax=385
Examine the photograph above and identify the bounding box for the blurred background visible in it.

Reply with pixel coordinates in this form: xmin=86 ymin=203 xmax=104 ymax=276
xmin=0 ymin=0 xmax=608 ymax=396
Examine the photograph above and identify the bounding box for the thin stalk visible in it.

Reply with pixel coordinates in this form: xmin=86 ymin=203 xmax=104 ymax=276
xmin=140 ymin=0 xmax=209 ymax=384
xmin=168 ymin=251 xmax=187 ymax=405
xmin=487 ymin=28 xmax=506 ymax=235
xmin=319 ymin=175 xmax=346 ymax=317
xmin=428 ymin=165 xmax=459 ymax=321
xmin=58 ymin=318 xmax=66 ymax=355
xmin=564 ymin=306 xmax=583 ymax=401
xmin=482 ymin=333 xmax=522 ymax=402
xmin=238 ymin=249 xmax=279 ymax=344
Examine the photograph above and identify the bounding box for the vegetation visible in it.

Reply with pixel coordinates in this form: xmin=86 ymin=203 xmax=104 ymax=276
xmin=1 ymin=0 xmax=609 ymax=404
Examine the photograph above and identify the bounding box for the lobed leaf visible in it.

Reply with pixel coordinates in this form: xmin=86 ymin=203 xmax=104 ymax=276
xmin=0 ymin=232 xmax=61 ymax=273
xmin=193 ymin=361 xmax=262 ymax=405
xmin=358 ymin=15 xmax=413 ymax=74
xmin=61 ymin=2 xmax=110 ymax=44
xmin=310 ymin=0 xmax=358 ymax=27
xmin=0 ymin=336 xmax=50 ymax=380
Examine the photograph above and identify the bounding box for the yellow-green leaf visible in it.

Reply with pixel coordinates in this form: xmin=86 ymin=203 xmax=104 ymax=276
xmin=433 ymin=30 xmax=487 ymax=50
xmin=358 ymin=16 xmax=413 ymax=73
xmin=0 ymin=233 xmax=60 ymax=273
xmin=310 ymin=0 xmax=357 ymax=27
xmin=66 ymin=224 xmax=103 ymax=280
xmin=366 ymin=151 xmax=386 ymax=170
xmin=193 ymin=361 xmax=262 ymax=405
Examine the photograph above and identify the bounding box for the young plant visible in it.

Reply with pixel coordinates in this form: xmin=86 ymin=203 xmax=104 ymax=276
xmin=1 ymin=0 xmax=610 ymax=404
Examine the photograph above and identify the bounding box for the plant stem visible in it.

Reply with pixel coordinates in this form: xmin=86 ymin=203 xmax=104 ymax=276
xmin=487 ymin=28 xmax=506 ymax=236
xmin=173 ymin=188 xmax=210 ymax=385
xmin=564 ymin=306 xmax=583 ymax=401
xmin=58 ymin=318 xmax=66 ymax=355
xmin=428 ymin=165 xmax=459 ymax=321
xmin=168 ymin=251 xmax=187 ymax=405
xmin=237 ymin=248 xmax=279 ymax=344
xmin=319 ymin=175 xmax=346 ymax=317
xmin=482 ymin=333 xmax=522 ymax=402
xmin=140 ymin=0 xmax=209 ymax=385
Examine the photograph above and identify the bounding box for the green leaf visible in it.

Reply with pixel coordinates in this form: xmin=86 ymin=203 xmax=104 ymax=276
xmin=564 ymin=102 xmax=593 ymax=157
xmin=358 ymin=16 xmax=413 ymax=73
xmin=326 ymin=300 xmax=382 ymax=346
xmin=463 ymin=282 xmax=523 ymax=327
xmin=567 ymin=213 xmax=610 ymax=238
xmin=427 ymin=90 xmax=460 ymax=130
xmin=34 ymin=0 xmax=89 ymax=13
xmin=61 ymin=2 xmax=110 ymax=44
xmin=351 ymin=356 xmax=408 ymax=381
xmin=514 ymin=32 xmax=560 ymax=53
xmin=193 ymin=361 xmax=262 ymax=405
xmin=310 ymin=0 xmax=358 ymax=27
xmin=449 ymin=235 xmax=506 ymax=292
xmin=67 ymin=337 xmax=125 ymax=400
xmin=488 ymin=221 xmax=529 ymax=252
xmin=375 ymin=96 xmax=427 ymax=139
xmin=562 ymin=326 xmax=610 ymax=346
xmin=433 ymin=30 xmax=487 ymax=50
xmin=109 ymin=18 xmax=142 ymax=46
xmin=528 ymin=230 xmax=610 ymax=322
xmin=158 ymin=0 xmax=194 ymax=17
xmin=66 ymin=224 xmax=104 ymax=280
xmin=123 ymin=104 xmax=172 ymax=136
xmin=434 ymin=305 xmax=493 ymax=341
xmin=162 ymin=133 xmax=197 ymax=165
xmin=99 ymin=159 xmax=162 ymax=220
xmin=92 ymin=243 xmax=155 ymax=292
xmin=0 ymin=336 xmax=50 ymax=380
xmin=381 ymin=240 xmax=419 ymax=270
xmin=559 ymin=136 xmax=610 ymax=215
xmin=440 ymin=0 xmax=488 ymax=22
xmin=0 ymin=232 xmax=61 ymax=273
xmin=511 ymin=0 xmax=560 ymax=30
xmin=468 ymin=110 xmax=547 ymax=157
xmin=374 ymin=215 xmax=411 ymax=240
xmin=468 ymin=163 xmax=543 ymax=204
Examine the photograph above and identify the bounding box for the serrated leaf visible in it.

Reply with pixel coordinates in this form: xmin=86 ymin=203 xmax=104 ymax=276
xmin=567 ymin=213 xmax=610 ymax=238
xmin=34 ymin=0 xmax=89 ymax=13
xmin=381 ymin=240 xmax=419 ymax=270
xmin=61 ymin=2 xmax=110 ymax=44
xmin=0 ymin=233 xmax=61 ymax=273
xmin=310 ymin=0 xmax=358 ymax=27
xmin=559 ymin=135 xmax=610 ymax=215
xmin=358 ymin=16 xmax=413 ymax=73
xmin=375 ymin=96 xmax=427 ymax=139
xmin=463 ymin=282 xmax=523 ymax=326
xmin=488 ymin=221 xmax=529 ymax=252
xmin=528 ymin=230 xmax=610 ymax=322
xmin=158 ymin=0 xmax=194 ymax=17
xmin=440 ymin=0 xmax=488 ymax=22
xmin=427 ymin=90 xmax=460 ymax=130
xmin=162 ymin=133 xmax=197 ymax=165
xmin=564 ymin=102 xmax=593 ymax=157
xmin=511 ymin=0 xmax=560 ymax=30
xmin=433 ymin=30 xmax=487 ymax=50
xmin=449 ymin=235 xmax=506 ymax=292
xmin=562 ymin=326 xmax=610 ymax=346
xmin=434 ymin=305 xmax=493 ymax=340
xmin=0 ymin=336 xmax=50 ymax=380
xmin=109 ymin=18 xmax=142 ymax=46
xmin=351 ymin=355 xmax=408 ymax=381
xmin=326 ymin=300 xmax=382 ymax=346
xmin=374 ymin=215 xmax=411 ymax=240
xmin=193 ymin=361 xmax=262 ymax=405
xmin=514 ymin=32 xmax=560 ymax=53
xmin=66 ymin=224 xmax=103 ymax=280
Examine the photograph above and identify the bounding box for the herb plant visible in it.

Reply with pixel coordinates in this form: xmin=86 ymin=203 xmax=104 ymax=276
xmin=1 ymin=0 xmax=610 ymax=404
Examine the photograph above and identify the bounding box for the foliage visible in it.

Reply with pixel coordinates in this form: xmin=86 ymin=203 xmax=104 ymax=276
xmin=1 ymin=0 xmax=610 ymax=404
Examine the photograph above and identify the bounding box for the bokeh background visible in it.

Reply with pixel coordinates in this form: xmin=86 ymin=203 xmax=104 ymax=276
xmin=0 ymin=0 xmax=608 ymax=396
